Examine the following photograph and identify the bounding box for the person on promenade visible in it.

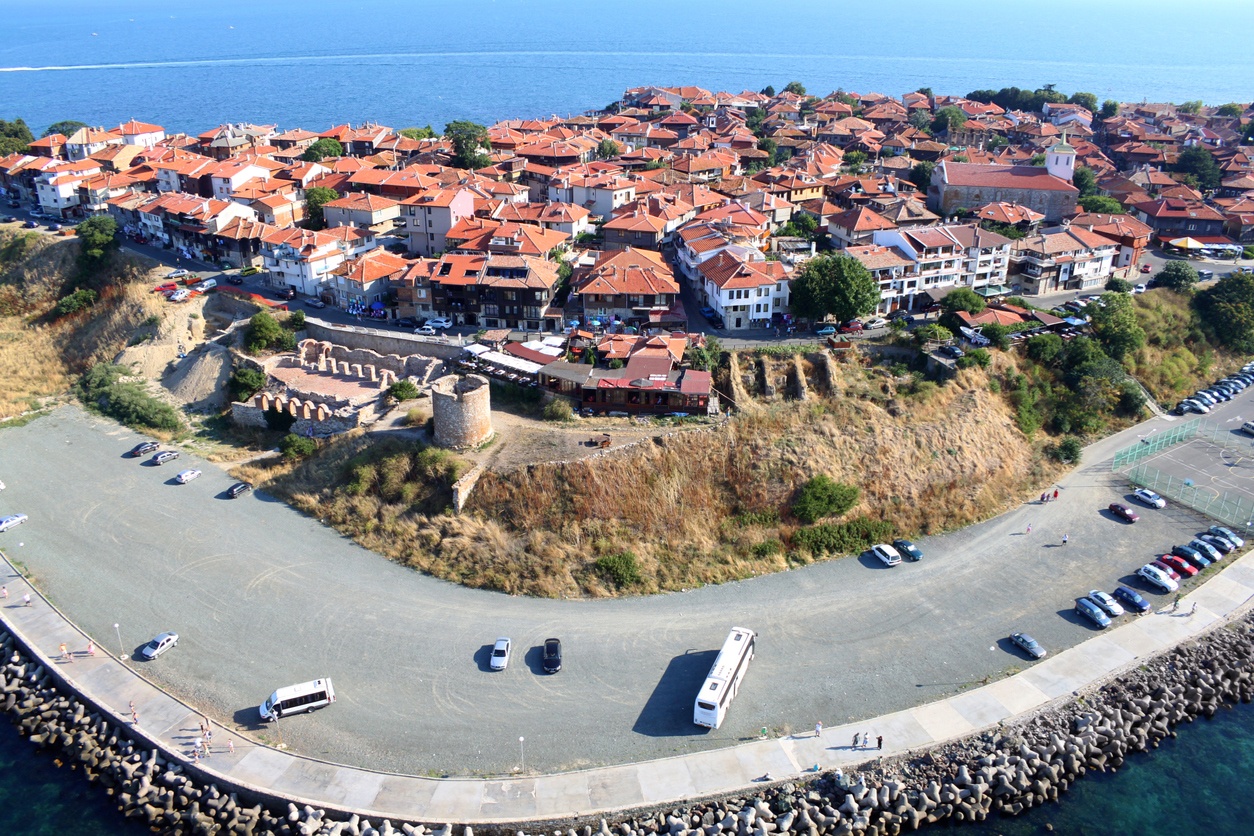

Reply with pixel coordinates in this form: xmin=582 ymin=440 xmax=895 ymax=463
xmin=86 ymin=641 xmax=94 ymax=657
xmin=1053 ymin=488 xmax=1059 ymax=500
xmin=1026 ymin=523 xmax=1033 ymax=535
xmin=1062 ymin=534 xmax=1069 ymax=546
xmin=1 ymin=586 xmax=7 ymax=599
xmin=22 ymin=593 xmax=30 ymax=607
xmin=852 ymin=732 xmax=860 ymax=748
xmin=1190 ymin=602 xmax=1198 ymax=616
xmin=815 ymin=721 xmax=823 ymax=738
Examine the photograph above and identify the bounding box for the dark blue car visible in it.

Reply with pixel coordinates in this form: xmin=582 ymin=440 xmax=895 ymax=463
xmin=1113 ymin=586 xmax=1151 ymax=614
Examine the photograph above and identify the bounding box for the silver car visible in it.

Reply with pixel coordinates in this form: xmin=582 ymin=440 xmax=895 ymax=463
xmin=489 ymin=637 xmax=511 ymax=671
xmin=141 ymin=631 xmax=179 ymax=659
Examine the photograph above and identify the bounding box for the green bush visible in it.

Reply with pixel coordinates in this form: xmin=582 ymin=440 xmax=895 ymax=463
xmin=229 ymin=367 xmax=267 ymax=402
xmin=72 ymin=363 xmax=181 ymax=431
xmin=1026 ymin=333 xmax=1064 ymax=365
xmin=733 ymin=508 xmax=781 ymax=527
xmin=594 ymin=551 xmax=642 ymax=587
xmin=54 ymin=288 xmax=98 ymax=318
xmin=957 ymin=348 xmax=992 ymax=369
xmin=542 ymin=399 xmax=574 ymax=421
xmin=287 ymin=309 xmax=305 ymax=330
xmin=751 ymin=539 xmax=783 ymax=558
xmin=978 ymin=323 xmax=1011 ymax=350
xmin=792 ymin=516 xmax=896 ymax=556
xmin=914 ymin=323 xmax=953 ymax=345
xmin=1105 ymin=277 xmax=1133 ymax=293
xmin=279 ymin=433 xmax=317 ymax=459
xmin=143 ymin=315 xmax=161 ymax=327
xmin=245 ymin=311 xmax=288 ymax=354
xmin=792 ymin=475 xmax=860 ymax=524
xmin=387 ymin=379 xmax=421 ymax=402
xmin=1048 ymin=436 xmax=1084 ymax=463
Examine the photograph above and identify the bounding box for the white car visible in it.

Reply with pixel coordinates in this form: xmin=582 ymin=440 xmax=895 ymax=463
xmin=863 ymin=317 xmax=889 ymax=330
xmin=0 ymin=513 xmax=28 ymax=533
xmin=425 ymin=317 xmax=453 ymax=330
xmin=1133 ymin=489 xmax=1166 ymax=509
xmin=140 ymin=631 xmax=179 ymax=660
xmin=168 ymin=289 xmax=190 ymax=303
xmin=1087 ymin=590 xmax=1125 ymax=618
xmin=414 ymin=325 xmax=439 ymax=336
xmin=1132 ymin=284 xmax=1147 ymax=294
xmin=489 ymin=637 xmax=511 ymax=671
xmin=1138 ymin=563 xmax=1179 ymax=593
xmin=175 ymin=469 xmax=202 ymax=484
xmin=869 ymin=543 xmax=902 ymax=567
xmin=166 ymin=268 xmax=190 ymax=279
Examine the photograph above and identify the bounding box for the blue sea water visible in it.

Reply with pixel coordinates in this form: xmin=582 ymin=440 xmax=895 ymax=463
xmin=4 ymin=1 xmax=1254 ymax=832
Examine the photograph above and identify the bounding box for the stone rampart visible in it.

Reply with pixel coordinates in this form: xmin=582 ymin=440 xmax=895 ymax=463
xmin=304 ymin=320 xmax=466 ymax=362
xmin=430 ymin=374 xmax=493 ymax=449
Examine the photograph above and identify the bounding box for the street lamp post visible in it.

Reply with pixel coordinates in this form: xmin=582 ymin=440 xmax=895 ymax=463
xmin=519 ymin=736 xmax=525 ymax=773
xmin=114 ymin=623 xmax=128 ymax=660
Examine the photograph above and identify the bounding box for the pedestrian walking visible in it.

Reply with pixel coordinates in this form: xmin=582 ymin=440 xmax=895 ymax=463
xmin=1040 ymin=492 xmax=1047 ymax=503
xmin=862 ymin=732 xmax=870 ymax=749
xmin=131 ymin=710 xmax=138 ymax=726
xmin=1026 ymin=523 xmax=1033 ymax=535
xmin=1062 ymin=534 xmax=1069 ymax=546
xmin=22 ymin=593 xmax=30 ymax=607
xmin=1172 ymin=594 xmax=1182 ymax=612
xmin=1 ymin=585 xmax=7 ymax=599
xmin=227 ymin=740 xmax=235 ymax=756
xmin=852 ymin=732 xmax=860 ymax=748
xmin=86 ymin=641 xmax=95 ymax=657
xmin=1190 ymin=602 xmax=1198 ymax=616
xmin=1053 ymin=488 xmax=1059 ymax=501
xmin=59 ymin=642 xmax=72 ymax=662
xmin=877 ymin=735 xmax=883 ymax=750
xmin=815 ymin=721 xmax=823 ymax=738
xmin=128 ymin=700 xmax=135 ymax=714
xmin=199 ymin=721 xmax=206 ymax=736
xmin=192 ymin=748 xmax=201 ymax=763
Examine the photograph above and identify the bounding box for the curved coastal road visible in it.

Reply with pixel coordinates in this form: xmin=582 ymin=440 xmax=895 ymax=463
xmin=0 ymin=405 xmax=1237 ymax=775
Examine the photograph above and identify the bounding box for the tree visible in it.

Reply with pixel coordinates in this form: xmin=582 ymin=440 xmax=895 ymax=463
xmin=387 ymin=379 xmax=421 ymax=402
xmin=304 ymin=186 xmax=338 ymax=230
xmin=907 ymin=110 xmax=933 ymax=132
xmin=596 ymin=139 xmax=621 ymax=160
xmin=931 ymin=106 xmax=967 ymax=136
xmin=1087 ymin=292 xmax=1145 ymax=360
xmin=1173 ymin=145 xmax=1221 ymax=191
xmin=1100 ymin=100 xmax=1120 ymax=119
xmin=1029 ymin=153 xmax=1046 ymax=166
xmin=1152 ymin=260 xmax=1198 ymax=292
xmin=1105 ymin=277 xmax=1133 ymax=293
xmin=915 ymin=87 xmax=933 ymax=98
xmin=792 ymin=476 xmax=858 ymax=524
xmin=0 ymin=118 xmax=33 ymax=155
xmin=756 ymin=137 xmax=778 ymax=166
xmin=908 ymin=160 xmax=935 ymax=192
xmin=644 ymin=158 xmax=669 ymax=171
xmin=843 ymin=150 xmax=867 ymax=171
xmin=245 ymin=311 xmax=295 ymax=354
xmin=1197 ymin=271 xmax=1254 ymax=352
xmin=44 ymin=120 xmax=87 ymax=138
xmin=913 ymin=323 xmax=953 ymax=345
xmin=1067 ymin=92 xmax=1098 ymax=114
xmin=229 ymin=367 xmax=266 ymax=402
xmin=300 ymin=137 xmax=343 ymax=162
xmin=745 ymin=107 xmax=767 ymax=135
xmin=1178 ymin=100 xmax=1203 ymax=115
xmin=1079 ymin=195 xmax=1124 ymax=214
xmin=789 ymin=254 xmax=879 ymax=323
xmin=1072 ymin=166 xmax=1098 ymax=198
xmin=938 ymin=287 xmax=986 ymax=331
xmin=980 ymin=221 xmax=1026 ymax=240
xmin=986 ymin=134 xmax=1009 ymax=150
xmin=75 ymin=215 xmax=118 ymax=263
xmin=443 ymin=120 xmax=491 ymax=169
xmin=1026 ymin=333 xmax=1064 ymax=365
xmin=760 ymin=85 xmax=776 ymax=98
xmin=782 ymin=81 xmax=806 ymax=96
xmin=1217 ymin=103 xmax=1246 ymax=117
xmin=398 ymin=126 xmax=435 ymax=139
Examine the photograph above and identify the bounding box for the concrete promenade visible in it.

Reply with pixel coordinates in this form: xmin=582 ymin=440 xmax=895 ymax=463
xmin=3 ymin=546 xmax=1253 ymax=826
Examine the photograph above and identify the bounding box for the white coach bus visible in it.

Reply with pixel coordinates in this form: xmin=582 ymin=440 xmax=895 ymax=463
xmin=693 ymin=627 xmax=756 ymax=729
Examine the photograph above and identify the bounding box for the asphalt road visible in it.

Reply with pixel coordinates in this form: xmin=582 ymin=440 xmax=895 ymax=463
xmin=0 ymin=401 xmax=1244 ymax=777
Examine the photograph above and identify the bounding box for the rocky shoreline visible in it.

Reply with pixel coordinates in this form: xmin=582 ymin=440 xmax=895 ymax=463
xmin=2 ymin=614 xmax=1253 ymax=835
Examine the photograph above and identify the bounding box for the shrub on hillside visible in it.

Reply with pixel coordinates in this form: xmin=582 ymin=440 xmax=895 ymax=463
xmin=594 ymin=551 xmax=642 ymax=587
xmin=229 ymin=367 xmax=266 ymax=402
xmin=914 ymin=323 xmax=953 ymax=345
xmin=387 ymin=379 xmax=421 ymax=402
xmin=53 ymin=288 xmax=97 ymax=318
xmin=542 ymin=399 xmax=573 ymax=421
xmin=287 ymin=309 xmax=306 ymax=330
xmin=1105 ymin=277 xmax=1132 ymax=293
xmin=792 ymin=516 xmax=896 ymax=556
xmin=73 ymin=363 xmax=181 ymax=432
xmin=1047 ymin=437 xmax=1084 ymax=463
xmin=792 ymin=475 xmax=859 ymax=524
xmin=279 ymin=433 xmax=317 ymax=459
xmin=245 ymin=311 xmax=296 ymax=354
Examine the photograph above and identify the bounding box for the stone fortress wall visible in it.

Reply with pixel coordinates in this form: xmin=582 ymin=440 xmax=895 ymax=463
xmin=430 ymin=373 xmax=493 ymax=450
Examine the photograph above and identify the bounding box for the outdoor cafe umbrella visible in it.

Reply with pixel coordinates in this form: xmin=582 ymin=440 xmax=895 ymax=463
xmin=1169 ymin=237 xmax=1206 ymax=250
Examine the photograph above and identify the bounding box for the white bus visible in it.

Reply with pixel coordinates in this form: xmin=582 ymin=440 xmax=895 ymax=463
xmin=259 ymin=678 xmax=335 ymax=721
xmin=693 ymin=627 xmax=756 ymax=729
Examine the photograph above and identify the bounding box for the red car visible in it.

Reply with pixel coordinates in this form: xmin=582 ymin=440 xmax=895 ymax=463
xmin=1109 ymin=503 xmax=1140 ymax=523
xmin=1140 ymin=264 xmax=1152 ymax=273
xmin=1159 ymin=554 xmax=1198 ymax=577
xmin=153 ymin=282 xmax=178 ymax=293
xmin=1150 ymin=559 xmax=1181 ymax=580
xmin=839 ymin=320 xmax=864 ymax=333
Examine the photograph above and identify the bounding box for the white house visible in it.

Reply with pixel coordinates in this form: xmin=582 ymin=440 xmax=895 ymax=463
xmin=261 ymin=227 xmax=348 ymax=297
xmin=697 ymin=250 xmax=790 ymax=330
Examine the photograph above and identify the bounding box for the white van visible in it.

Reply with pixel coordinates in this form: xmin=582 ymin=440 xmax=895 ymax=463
xmin=193 ymin=278 xmax=217 ymax=292
xmin=259 ymin=678 xmax=335 ymax=721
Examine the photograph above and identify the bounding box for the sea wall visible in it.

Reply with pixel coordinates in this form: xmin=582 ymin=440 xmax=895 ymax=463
xmin=1 ymin=613 xmax=1252 ymax=835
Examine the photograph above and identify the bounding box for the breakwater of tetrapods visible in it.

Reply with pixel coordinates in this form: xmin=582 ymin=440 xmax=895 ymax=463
xmin=1 ymin=613 xmax=1253 ymax=836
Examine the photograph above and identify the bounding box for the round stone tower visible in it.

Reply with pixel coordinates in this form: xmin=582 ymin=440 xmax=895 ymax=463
xmin=430 ymin=373 xmax=493 ymax=449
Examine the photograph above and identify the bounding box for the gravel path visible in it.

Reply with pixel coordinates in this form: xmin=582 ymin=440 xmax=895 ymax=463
xmin=0 ymin=404 xmax=1237 ymax=776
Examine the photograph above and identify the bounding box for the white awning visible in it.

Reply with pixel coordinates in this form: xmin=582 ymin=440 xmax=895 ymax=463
xmin=464 ymin=343 xmax=491 ymax=356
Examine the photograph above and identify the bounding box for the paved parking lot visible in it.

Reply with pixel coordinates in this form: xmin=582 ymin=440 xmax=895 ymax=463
xmin=0 ymin=406 xmax=1237 ymax=776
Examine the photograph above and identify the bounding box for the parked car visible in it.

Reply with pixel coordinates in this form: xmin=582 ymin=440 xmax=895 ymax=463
xmin=129 ymin=441 xmax=160 ymax=457
xmin=1133 ymin=488 xmax=1166 ymax=509
xmin=1140 ymin=264 xmax=1152 ymax=273
xmin=1087 ymin=590 xmax=1125 ymax=618
xmin=396 ymin=317 xmax=419 ymax=329
xmin=1160 ymin=554 xmax=1198 ymax=577
xmin=175 ymin=469 xmax=202 ymax=484
xmin=1198 ymin=533 xmax=1236 ymax=554
xmin=166 ymin=269 xmax=190 ymax=279
xmin=226 ymin=274 xmax=244 ymax=285
xmin=303 ymin=298 xmax=326 ymax=308
xmin=814 ymin=324 xmax=837 ymax=337
xmin=22 ymin=220 xmax=37 ymax=229
xmin=1149 ymin=559 xmax=1181 ymax=580
xmin=227 ymin=482 xmax=252 ymax=499
xmin=699 ymin=306 xmax=718 ymax=320
xmin=1108 ymin=503 xmax=1139 ymax=523
xmin=888 ymin=311 xmax=916 ymax=324
xmin=0 ymin=513 xmax=28 ymax=533
xmin=1176 ymin=399 xmax=1210 ymax=415
xmin=140 ymin=631 xmax=179 ymax=660
xmin=869 ymin=543 xmax=902 ymax=567
xmin=1075 ymin=597 xmax=1111 ymax=628
xmin=1171 ymin=544 xmax=1210 ymax=569
xmin=863 ymin=317 xmax=889 ymax=330
xmin=47 ymin=223 xmax=62 ymax=232
xmin=1113 ymin=586 xmax=1152 ymax=613
xmin=168 ymin=289 xmax=190 ymax=303
xmin=1009 ymin=632 xmax=1047 ymax=659
xmin=273 ymin=287 xmax=296 ymax=300
xmin=1137 ymin=563 xmax=1179 ymax=593
xmin=1209 ymin=525 xmax=1244 ymax=548
xmin=425 ymin=317 xmax=453 ymax=330
xmin=489 ymin=637 xmax=511 ymax=671
xmin=541 ymin=637 xmax=562 ymax=674
xmin=938 ymin=344 xmax=964 ymax=359
xmin=415 ymin=326 xmax=439 ymax=336
xmin=153 ymin=282 xmax=178 ymax=293
xmin=892 ymin=539 xmax=924 ymax=561
xmin=1 ymin=216 xmax=16 ymax=224
xmin=1132 ymin=284 xmax=1147 ymax=294
xmin=838 ymin=320 xmax=864 ymax=333
xmin=1189 ymin=539 xmax=1223 ymax=562
xmin=151 ymin=450 xmax=180 ymax=465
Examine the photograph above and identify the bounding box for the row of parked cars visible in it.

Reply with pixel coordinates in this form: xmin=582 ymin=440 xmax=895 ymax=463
xmin=1175 ymin=363 xmax=1254 ymax=415
xmin=128 ymin=442 xmax=251 ymax=497
xmin=868 ymin=539 xmax=925 ymax=567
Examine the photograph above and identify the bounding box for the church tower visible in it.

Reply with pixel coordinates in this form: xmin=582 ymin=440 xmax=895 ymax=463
xmin=1045 ymin=132 xmax=1076 ymax=182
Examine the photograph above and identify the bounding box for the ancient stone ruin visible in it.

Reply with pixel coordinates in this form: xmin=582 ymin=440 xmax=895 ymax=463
xmin=430 ymin=374 xmax=493 ymax=449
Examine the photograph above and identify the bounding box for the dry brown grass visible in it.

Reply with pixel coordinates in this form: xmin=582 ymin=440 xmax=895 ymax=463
xmin=0 ymin=229 xmax=164 ymax=419
xmin=1125 ymin=289 xmax=1244 ymax=405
